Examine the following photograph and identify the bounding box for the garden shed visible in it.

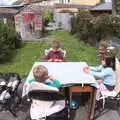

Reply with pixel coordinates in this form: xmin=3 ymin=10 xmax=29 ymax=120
xmin=14 ymin=5 xmax=43 ymax=40
xmin=0 ymin=7 xmax=18 ymax=24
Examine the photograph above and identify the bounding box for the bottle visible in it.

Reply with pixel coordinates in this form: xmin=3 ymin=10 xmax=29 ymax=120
xmin=70 ymin=100 xmax=79 ymax=110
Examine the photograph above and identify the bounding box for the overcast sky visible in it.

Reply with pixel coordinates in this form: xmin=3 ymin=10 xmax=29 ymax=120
xmin=105 ymin=0 xmax=112 ymax=2
xmin=0 ymin=0 xmax=112 ymax=6
xmin=0 ymin=0 xmax=17 ymax=5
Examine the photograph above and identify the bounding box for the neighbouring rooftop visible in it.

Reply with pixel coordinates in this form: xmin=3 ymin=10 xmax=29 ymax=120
xmin=90 ymin=2 xmax=112 ymax=11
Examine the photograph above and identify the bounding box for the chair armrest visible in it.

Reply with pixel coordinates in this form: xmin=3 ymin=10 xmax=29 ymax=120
xmin=28 ymin=90 xmax=65 ymax=101
xmin=45 ymin=49 xmax=49 ymax=56
xmin=62 ymin=50 xmax=66 ymax=57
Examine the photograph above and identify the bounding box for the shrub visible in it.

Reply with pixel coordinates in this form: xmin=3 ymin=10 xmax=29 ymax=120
xmin=114 ymin=0 xmax=120 ymax=15
xmin=43 ymin=11 xmax=53 ymax=26
xmin=0 ymin=37 xmax=9 ymax=60
xmin=70 ymin=10 xmax=120 ymax=46
xmin=70 ymin=10 xmax=94 ymax=44
xmin=0 ymin=21 xmax=22 ymax=61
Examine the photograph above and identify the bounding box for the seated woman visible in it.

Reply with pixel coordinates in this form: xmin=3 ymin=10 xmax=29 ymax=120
xmin=44 ymin=40 xmax=66 ymax=62
xmin=84 ymin=55 xmax=116 ymax=91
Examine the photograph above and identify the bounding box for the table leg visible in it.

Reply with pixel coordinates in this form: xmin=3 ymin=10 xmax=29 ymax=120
xmin=90 ymin=88 xmax=97 ymax=120
xmin=64 ymin=87 xmax=72 ymax=120
xmin=65 ymin=85 xmax=96 ymax=120
xmin=89 ymin=93 xmax=93 ymax=120
xmin=85 ymin=91 xmax=93 ymax=120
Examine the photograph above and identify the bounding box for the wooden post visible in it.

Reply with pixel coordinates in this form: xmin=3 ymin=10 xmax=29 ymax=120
xmin=115 ymin=58 xmax=120 ymax=92
xmin=3 ymin=17 xmax=7 ymax=24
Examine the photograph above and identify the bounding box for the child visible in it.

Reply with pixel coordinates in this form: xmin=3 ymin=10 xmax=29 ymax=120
xmin=84 ymin=56 xmax=116 ymax=91
xmin=27 ymin=65 xmax=65 ymax=120
xmin=28 ymin=65 xmax=61 ymax=89
xmin=44 ymin=40 xmax=65 ymax=62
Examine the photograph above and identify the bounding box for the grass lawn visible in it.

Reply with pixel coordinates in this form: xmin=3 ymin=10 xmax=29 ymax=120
xmin=0 ymin=31 xmax=100 ymax=77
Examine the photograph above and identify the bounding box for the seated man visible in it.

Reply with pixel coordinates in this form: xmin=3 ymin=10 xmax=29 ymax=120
xmin=44 ymin=40 xmax=66 ymax=62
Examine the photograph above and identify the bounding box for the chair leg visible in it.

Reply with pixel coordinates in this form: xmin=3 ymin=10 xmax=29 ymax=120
xmin=8 ymin=107 xmax=17 ymax=117
xmin=6 ymin=92 xmax=21 ymax=117
xmin=15 ymin=92 xmax=22 ymax=105
xmin=7 ymin=101 xmax=17 ymax=117
xmin=102 ymin=97 xmax=105 ymax=109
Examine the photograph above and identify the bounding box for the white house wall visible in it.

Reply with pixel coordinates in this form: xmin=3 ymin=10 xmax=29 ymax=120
xmin=54 ymin=12 xmax=72 ymax=30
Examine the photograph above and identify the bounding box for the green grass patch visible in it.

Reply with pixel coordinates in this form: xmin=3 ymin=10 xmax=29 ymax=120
xmin=52 ymin=31 xmax=99 ymax=64
xmin=0 ymin=31 xmax=100 ymax=77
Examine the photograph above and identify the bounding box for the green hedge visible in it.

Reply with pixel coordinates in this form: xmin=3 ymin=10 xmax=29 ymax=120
xmin=70 ymin=10 xmax=120 ymax=45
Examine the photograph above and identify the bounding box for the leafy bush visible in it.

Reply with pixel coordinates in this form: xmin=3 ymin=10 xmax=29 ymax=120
xmin=114 ymin=0 xmax=120 ymax=15
xmin=70 ymin=10 xmax=95 ymax=44
xmin=70 ymin=10 xmax=120 ymax=46
xmin=0 ymin=21 xmax=22 ymax=61
xmin=100 ymin=37 xmax=120 ymax=59
xmin=43 ymin=11 xmax=53 ymax=26
xmin=71 ymin=10 xmax=93 ymax=35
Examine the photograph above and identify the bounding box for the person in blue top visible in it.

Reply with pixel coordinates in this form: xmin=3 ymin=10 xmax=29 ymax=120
xmin=84 ymin=56 xmax=116 ymax=91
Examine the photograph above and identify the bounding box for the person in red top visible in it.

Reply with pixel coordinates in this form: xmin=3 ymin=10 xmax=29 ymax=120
xmin=44 ymin=40 xmax=65 ymax=62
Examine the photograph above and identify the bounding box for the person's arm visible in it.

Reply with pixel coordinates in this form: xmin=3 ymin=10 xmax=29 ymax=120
xmin=48 ymin=75 xmax=61 ymax=89
xmin=44 ymin=51 xmax=53 ymax=61
xmin=89 ymin=65 xmax=103 ymax=71
xmin=44 ymin=54 xmax=50 ymax=61
xmin=91 ymin=68 xmax=110 ymax=78
xmin=28 ymin=78 xmax=36 ymax=84
xmin=52 ymin=80 xmax=61 ymax=89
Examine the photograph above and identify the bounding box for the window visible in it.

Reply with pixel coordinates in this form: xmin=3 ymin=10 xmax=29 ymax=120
xmin=59 ymin=0 xmax=64 ymax=3
xmin=59 ymin=0 xmax=71 ymax=4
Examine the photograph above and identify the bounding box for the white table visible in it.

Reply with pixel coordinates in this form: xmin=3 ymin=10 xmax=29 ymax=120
xmin=26 ymin=62 xmax=96 ymax=86
xmin=25 ymin=62 xmax=97 ymax=120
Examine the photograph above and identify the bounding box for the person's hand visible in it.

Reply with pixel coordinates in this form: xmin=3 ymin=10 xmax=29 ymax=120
xmin=48 ymin=75 xmax=56 ymax=81
xmin=47 ymin=59 xmax=53 ymax=62
xmin=53 ymin=59 xmax=58 ymax=62
xmin=83 ymin=65 xmax=90 ymax=73
xmin=58 ymin=59 xmax=64 ymax=62
xmin=54 ymin=59 xmax=64 ymax=62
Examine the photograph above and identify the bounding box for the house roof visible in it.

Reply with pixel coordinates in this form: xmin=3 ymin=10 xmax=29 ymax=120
xmin=15 ymin=4 xmax=43 ymax=15
xmin=0 ymin=8 xmax=18 ymax=14
xmin=90 ymin=2 xmax=112 ymax=11
xmin=24 ymin=0 xmax=50 ymax=4
xmin=54 ymin=3 xmax=92 ymax=9
xmin=0 ymin=4 xmax=24 ymax=8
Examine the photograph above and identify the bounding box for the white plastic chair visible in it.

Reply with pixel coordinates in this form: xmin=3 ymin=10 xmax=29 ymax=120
xmin=97 ymin=86 xmax=119 ymax=109
xmin=96 ymin=58 xmax=120 ymax=109
xmin=44 ymin=48 xmax=66 ymax=57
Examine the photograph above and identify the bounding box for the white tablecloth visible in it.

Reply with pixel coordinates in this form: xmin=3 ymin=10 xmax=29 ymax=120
xmin=26 ymin=62 xmax=96 ymax=85
xmin=23 ymin=62 xmax=97 ymax=97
